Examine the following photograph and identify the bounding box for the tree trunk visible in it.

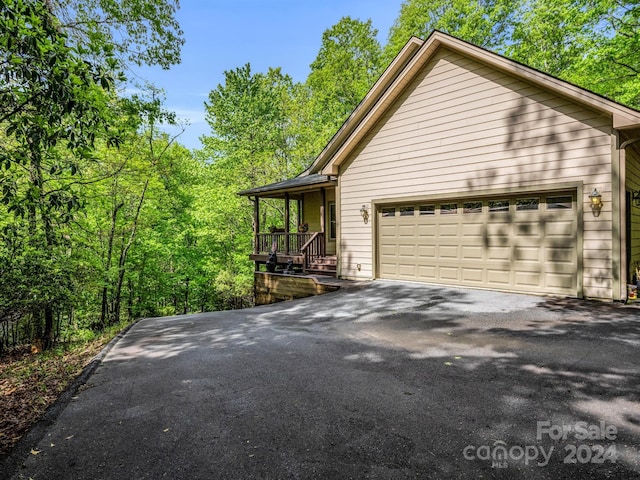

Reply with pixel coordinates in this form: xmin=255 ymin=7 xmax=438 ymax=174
xmin=111 ymin=180 xmax=148 ymax=325
xmin=30 ymin=153 xmax=57 ymax=349
xmin=100 ymin=201 xmax=124 ymax=328
xmin=42 ymin=306 xmax=54 ymax=350
xmin=127 ymin=278 xmax=134 ymax=320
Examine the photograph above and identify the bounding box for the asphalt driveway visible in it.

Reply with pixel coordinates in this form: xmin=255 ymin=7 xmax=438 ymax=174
xmin=4 ymin=281 xmax=640 ymax=479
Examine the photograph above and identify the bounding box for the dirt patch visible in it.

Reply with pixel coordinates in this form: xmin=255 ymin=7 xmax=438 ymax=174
xmin=0 ymin=339 xmax=111 ymax=459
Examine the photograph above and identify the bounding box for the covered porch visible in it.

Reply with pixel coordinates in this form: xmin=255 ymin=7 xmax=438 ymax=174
xmin=238 ymin=174 xmax=338 ymax=276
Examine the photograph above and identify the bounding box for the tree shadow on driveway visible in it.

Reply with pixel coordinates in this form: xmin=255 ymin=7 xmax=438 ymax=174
xmin=8 ymin=283 xmax=640 ymax=479
xmin=239 ymin=282 xmax=640 ymax=478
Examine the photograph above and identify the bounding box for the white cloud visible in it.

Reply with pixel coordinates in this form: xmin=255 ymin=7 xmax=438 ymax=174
xmin=168 ymin=108 xmax=206 ymax=125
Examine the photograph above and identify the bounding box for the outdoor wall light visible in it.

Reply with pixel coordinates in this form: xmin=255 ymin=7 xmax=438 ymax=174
xmin=360 ymin=204 xmax=370 ymax=224
xmin=589 ymin=188 xmax=603 ymax=217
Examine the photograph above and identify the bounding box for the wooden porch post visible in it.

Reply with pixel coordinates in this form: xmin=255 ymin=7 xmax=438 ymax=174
xmin=253 ymin=196 xmax=260 ymax=270
xmin=284 ymin=193 xmax=290 ymax=254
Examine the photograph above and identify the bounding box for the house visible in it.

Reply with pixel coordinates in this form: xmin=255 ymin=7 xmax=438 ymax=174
xmin=239 ymin=31 xmax=640 ymax=303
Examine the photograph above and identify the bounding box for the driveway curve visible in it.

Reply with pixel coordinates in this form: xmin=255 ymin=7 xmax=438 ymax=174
xmin=5 ymin=281 xmax=640 ymax=479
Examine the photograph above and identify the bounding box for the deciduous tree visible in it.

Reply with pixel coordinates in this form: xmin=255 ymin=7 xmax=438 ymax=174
xmin=52 ymin=0 xmax=184 ymax=69
xmin=384 ymin=0 xmax=519 ymax=62
xmin=0 ymin=0 xmax=184 ymax=349
xmin=305 ymin=17 xmax=383 ymax=156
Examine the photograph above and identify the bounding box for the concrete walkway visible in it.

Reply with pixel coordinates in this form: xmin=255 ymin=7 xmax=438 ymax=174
xmin=5 ymin=281 xmax=640 ymax=479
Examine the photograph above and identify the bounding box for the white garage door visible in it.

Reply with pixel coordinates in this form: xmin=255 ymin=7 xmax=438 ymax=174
xmin=377 ymin=192 xmax=578 ymax=296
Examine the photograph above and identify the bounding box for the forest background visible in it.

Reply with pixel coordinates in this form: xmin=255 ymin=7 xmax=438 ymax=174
xmin=2 ymin=0 xmax=640 ymax=353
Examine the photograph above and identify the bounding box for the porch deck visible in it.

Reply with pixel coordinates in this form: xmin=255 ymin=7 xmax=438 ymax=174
xmin=253 ymin=232 xmax=334 ymax=275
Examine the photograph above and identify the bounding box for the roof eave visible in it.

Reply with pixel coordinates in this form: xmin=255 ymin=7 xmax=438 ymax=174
xmin=237 ymin=175 xmax=337 ymax=198
xmin=238 ymin=181 xmax=337 ymax=199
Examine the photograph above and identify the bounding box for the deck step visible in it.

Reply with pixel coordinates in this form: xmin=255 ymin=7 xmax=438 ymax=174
xmin=310 ymin=256 xmax=337 ymax=265
xmin=306 ymin=256 xmax=337 ymax=277
xmin=308 ymin=260 xmax=336 ymax=270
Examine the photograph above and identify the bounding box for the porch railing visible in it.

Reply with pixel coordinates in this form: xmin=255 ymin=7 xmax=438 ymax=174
xmin=300 ymin=232 xmax=325 ymax=272
xmin=255 ymin=232 xmax=315 ymax=256
xmin=255 ymin=231 xmax=325 ymax=270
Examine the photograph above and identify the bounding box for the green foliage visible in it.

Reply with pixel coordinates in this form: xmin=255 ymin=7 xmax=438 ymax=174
xmin=306 ymin=17 xmax=384 ymax=153
xmin=383 ymin=0 xmax=640 ymax=108
xmin=506 ymin=0 xmax=609 ymax=77
xmin=0 ymin=228 xmax=74 ymax=317
xmin=52 ymin=0 xmax=184 ymax=69
xmin=189 ymin=157 xmax=255 ymax=311
xmin=0 ymin=0 xmax=115 ymax=216
xmin=203 ymin=64 xmax=303 ymax=184
xmin=565 ymin=1 xmax=640 ymax=108
xmin=384 ymin=0 xmax=519 ymax=62
xmin=4 ymin=0 xmax=640 ymax=356
xmin=0 ymin=0 xmax=186 ymax=351
xmin=0 ymin=0 xmax=118 ymax=349
xmin=67 ymin=328 xmax=96 ymax=343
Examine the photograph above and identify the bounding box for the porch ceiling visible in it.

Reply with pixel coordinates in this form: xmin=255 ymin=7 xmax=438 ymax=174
xmin=237 ymin=174 xmax=336 ymax=199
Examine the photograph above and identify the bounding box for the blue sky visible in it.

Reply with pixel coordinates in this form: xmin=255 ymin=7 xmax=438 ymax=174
xmin=131 ymin=1 xmax=404 ymax=150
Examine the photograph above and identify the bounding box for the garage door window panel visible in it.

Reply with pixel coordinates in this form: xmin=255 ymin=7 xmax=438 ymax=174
xmin=489 ymin=200 xmax=509 ymax=213
xmin=440 ymin=203 xmax=458 ymax=214
xmin=516 ymin=198 xmax=540 ymax=211
xmin=400 ymin=206 xmax=415 ymax=216
xmin=463 ymin=201 xmax=483 ymax=214
xmin=419 ymin=205 xmax=435 ymax=215
xmin=546 ymin=196 xmax=573 ymax=210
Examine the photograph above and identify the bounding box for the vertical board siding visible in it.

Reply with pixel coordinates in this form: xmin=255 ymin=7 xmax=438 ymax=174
xmin=302 ymin=191 xmax=322 ymax=233
xmin=338 ymin=48 xmax=613 ymax=298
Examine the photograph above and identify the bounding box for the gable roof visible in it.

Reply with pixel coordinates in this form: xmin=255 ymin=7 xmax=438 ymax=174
xmin=309 ymin=30 xmax=640 ymax=176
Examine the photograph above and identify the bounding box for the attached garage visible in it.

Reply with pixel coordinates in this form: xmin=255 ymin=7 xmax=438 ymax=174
xmin=377 ymin=191 xmax=579 ymax=296
xmin=246 ymin=32 xmax=640 ymax=301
